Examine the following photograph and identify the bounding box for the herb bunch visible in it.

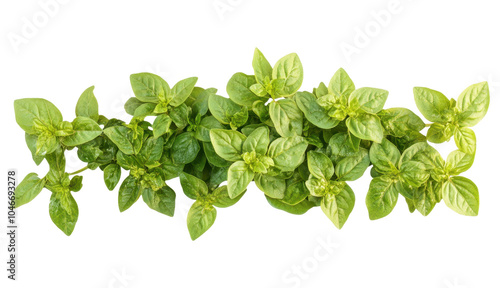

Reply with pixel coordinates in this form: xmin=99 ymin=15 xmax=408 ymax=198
xmin=13 ymin=49 xmax=490 ymax=240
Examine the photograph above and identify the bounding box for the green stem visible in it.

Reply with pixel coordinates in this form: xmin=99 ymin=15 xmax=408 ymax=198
xmin=425 ymin=123 xmax=432 ymax=127
xmin=68 ymin=166 xmax=89 ymax=175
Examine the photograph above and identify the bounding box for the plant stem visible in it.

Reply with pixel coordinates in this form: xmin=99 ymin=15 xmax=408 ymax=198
xmin=68 ymin=166 xmax=89 ymax=175
xmin=425 ymin=123 xmax=432 ymax=127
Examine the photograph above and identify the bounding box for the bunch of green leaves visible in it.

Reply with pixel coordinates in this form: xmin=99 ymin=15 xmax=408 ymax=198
xmin=13 ymin=49 xmax=490 ymax=240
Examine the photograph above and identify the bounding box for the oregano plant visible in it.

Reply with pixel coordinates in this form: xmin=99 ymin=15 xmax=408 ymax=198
xmin=13 ymin=49 xmax=490 ymax=240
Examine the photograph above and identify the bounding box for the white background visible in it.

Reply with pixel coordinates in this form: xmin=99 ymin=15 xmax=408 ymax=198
xmin=1 ymin=1 xmax=499 ymax=287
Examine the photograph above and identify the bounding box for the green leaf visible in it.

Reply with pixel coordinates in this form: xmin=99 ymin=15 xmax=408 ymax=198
xmin=335 ymin=149 xmax=370 ymax=181
xmin=212 ymin=185 xmax=244 ymax=208
xmin=369 ymin=138 xmax=401 ymax=173
xmin=142 ymin=185 xmax=176 ymax=216
xmin=124 ymin=97 xmax=144 ymax=116
xmin=75 ymin=86 xmax=99 ymax=122
xmin=413 ymin=87 xmax=451 ymax=123
xmin=187 ymin=201 xmax=216 ymax=240
xmin=442 ymin=176 xmax=479 ymax=216
xmin=130 ymin=73 xmax=169 ymax=103
xmin=179 ymin=172 xmax=208 ymax=200
xmin=295 ymin=92 xmax=339 ymax=129
xmin=69 ymin=176 xmax=83 ymax=192
xmin=195 ymin=116 xmax=224 ymax=143
xmin=137 ymin=137 xmax=163 ymax=165
xmin=203 ymin=142 xmax=231 ymax=168
xmin=208 ymin=94 xmax=242 ymax=124
xmin=328 ymin=68 xmax=355 ymax=103
xmin=414 ymin=181 xmax=440 ymax=216
xmin=252 ymin=48 xmax=273 ymax=86
xmin=103 ymin=164 xmax=121 ymax=190
xmin=457 ymin=82 xmax=489 ymax=127
xmin=192 ymin=88 xmax=215 ymax=116
xmin=348 ymin=87 xmax=388 ymax=114
xmin=15 ymin=173 xmax=46 ymax=207
xmin=14 ymin=98 xmax=63 ymax=134
xmin=346 ymin=113 xmax=384 ymax=143
xmin=104 ymin=126 xmax=143 ymax=155
xmin=169 ymin=103 xmax=189 ymax=129
xmin=135 ymin=103 xmax=157 ymax=117
xmin=209 ymin=129 xmax=246 ymax=162
xmin=427 ymin=123 xmax=453 ymax=143
xmin=171 ymin=132 xmax=200 ymax=164
xmin=25 ymin=133 xmax=45 ymax=165
xmin=227 ymin=161 xmax=253 ymax=198
xmin=269 ymin=99 xmax=303 ymax=137
xmin=267 ymin=135 xmax=308 ymax=172
xmin=169 ymin=77 xmax=198 ymax=107
xmin=152 ymin=114 xmax=172 ymax=139
xmin=307 ymin=151 xmax=334 ymax=180
xmin=35 ymin=133 xmax=58 ymax=156
xmin=399 ymin=161 xmax=429 ymax=187
xmin=399 ymin=142 xmax=444 ymax=171
xmin=226 ymin=72 xmax=261 ymax=107
xmin=446 ymin=150 xmax=474 ymax=175
xmin=281 ymin=181 xmax=309 ymax=205
xmin=61 ymin=117 xmax=102 ymax=146
xmin=118 ymin=176 xmax=142 ymax=212
xmin=272 ymin=53 xmax=303 ymax=97
xmin=242 ymin=126 xmax=269 ymax=156
xmin=254 ymin=173 xmax=285 ymax=199
xmin=266 ymin=196 xmax=315 ymax=215
xmin=379 ymin=108 xmax=425 ymax=137
xmin=454 ymin=127 xmax=476 ymax=155
xmin=321 ymin=184 xmax=355 ymax=229
xmin=49 ymin=191 xmax=79 ymax=236
xmin=366 ymin=176 xmax=399 ymax=220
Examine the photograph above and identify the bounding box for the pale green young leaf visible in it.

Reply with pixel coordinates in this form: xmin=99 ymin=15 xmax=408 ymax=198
xmin=269 ymin=99 xmax=303 ymax=137
xmin=446 ymin=150 xmax=474 ymax=175
xmin=321 ymin=184 xmax=355 ymax=229
xmin=427 ymin=123 xmax=453 ymax=143
xmin=272 ymin=53 xmax=303 ymax=97
xmin=75 ymin=86 xmax=99 ymax=122
xmin=227 ymin=161 xmax=253 ymax=199
xmin=413 ymin=87 xmax=451 ymax=123
xmin=267 ymin=136 xmax=308 ymax=172
xmin=14 ymin=98 xmax=63 ymax=134
xmin=49 ymin=191 xmax=79 ymax=236
xmin=209 ymin=129 xmax=246 ymax=162
xmin=252 ymin=48 xmax=273 ymax=86
xmin=169 ymin=77 xmax=198 ymax=107
xmin=346 ymin=113 xmax=384 ymax=143
xmin=442 ymin=176 xmax=479 ymax=216
xmin=242 ymin=126 xmax=269 ymax=155
xmin=254 ymin=173 xmax=285 ymax=199
xmin=457 ymin=82 xmax=489 ymax=127
xmin=61 ymin=117 xmax=102 ymax=146
xmin=295 ymin=91 xmax=339 ymax=129
xmin=226 ymin=72 xmax=262 ymax=107
xmin=307 ymin=151 xmax=334 ymax=180
xmin=187 ymin=201 xmax=216 ymax=240
xmin=454 ymin=127 xmax=476 ymax=155
xmin=348 ymin=87 xmax=388 ymax=114
xmin=365 ymin=176 xmax=399 ymax=220
xmin=15 ymin=173 xmax=46 ymax=208
xmin=130 ymin=73 xmax=169 ymax=103
xmin=328 ymin=68 xmax=355 ymax=103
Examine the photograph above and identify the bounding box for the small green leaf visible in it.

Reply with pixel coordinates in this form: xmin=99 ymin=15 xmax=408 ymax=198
xmin=267 ymin=136 xmax=308 ymax=172
xmin=195 ymin=116 xmax=224 ymax=143
xmin=75 ymin=86 xmax=99 ymax=122
xmin=152 ymin=114 xmax=172 ymax=139
xmin=457 ymin=82 xmax=489 ymax=127
xmin=446 ymin=150 xmax=474 ymax=175
xmin=142 ymin=185 xmax=176 ymax=216
xmin=266 ymin=196 xmax=315 ymax=215
xmin=104 ymin=126 xmax=143 ymax=155
xmin=209 ymin=129 xmax=246 ymax=162
xmin=346 ymin=113 xmax=384 ymax=143
xmin=169 ymin=103 xmax=189 ymax=129
xmin=226 ymin=72 xmax=261 ymax=107
xmin=179 ymin=172 xmax=208 ymax=200
xmin=454 ymin=127 xmax=476 ymax=155
xmin=442 ymin=176 xmax=479 ymax=216
xmin=61 ymin=117 xmax=102 ymax=146
xmin=272 ymin=53 xmax=303 ymax=97
xmin=15 ymin=173 xmax=46 ymax=207
xmin=335 ymin=149 xmax=370 ymax=181
xmin=208 ymin=94 xmax=243 ymax=124
xmin=369 ymin=138 xmax=401 ymax=173
xmin=103 ymin=164 xmax=121 ymax=190
xmin=281 ymin=181 xmax=309 ymax=205
xmin=227 ymin=161 xmax=253 ymax=199
xmin=321 ymin=184 xmax=355 ymax=229
xmin=413 ymin=87 xmax=451 ymax=123
xmin=427 ymin=123 xmax=453 ymax=143
xmin=118 ymin=176 xmax=142 ymax=212
xmin=170 ymin=77 xmax=198 ymax=107
xmin=187 ymin=201 xmax=216 ymax=240
xmin=379 ymin=108 xmax=425 ymax=137
xmin=254 ymin=173 xmax=285 ymax=199
xmin=399 ymin=161 xmax=429 ymax=187
xmin=130 ymin=73 xmax=169 ymax=103
xmin=307 ymin=151 xmax=334 ymax=180
xmin=203 ymin=142 xmax=231 ymax=168
xmin=14 ymin=98 xmax=63 ymax=134
xmin=124 ymin=97 xmax=144 ymax=116
xmin=212 ymin=185 xmax=244 ymax=208
xmin=69 ymin=176 xmax=83 ymax=192
xmin=295 ymin=92 xmax=339 ymax=129
xmin=348 ymin=87 xmax=388 ymax=114
xmin=25 ymin=133 xmax=45 ymax=165
xmin=366 ymin=176 xmax=399 ymax=220
xmin=328 ymin=68 xmax=355 ymax=103
xmin=242 ymin=126 xmax=269 ymax=156
xmin=171 ymin=132 xmax=200 ymax=165
xmin=49 ymin=191 xmax=79 ymax=236
xmin=252 ymin=48 xmax=273 ymax=86
xmin=269 ymin=99 xmax=303 ymax=137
